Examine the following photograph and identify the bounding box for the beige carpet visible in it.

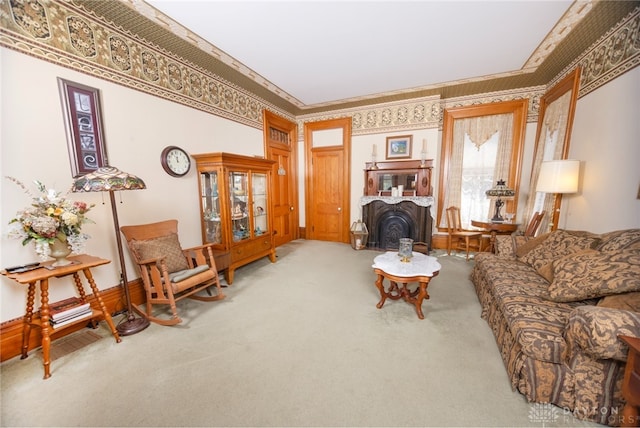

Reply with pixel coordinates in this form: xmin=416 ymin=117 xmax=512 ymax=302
xmin=0 ymin=240 xmax=599 ymax=427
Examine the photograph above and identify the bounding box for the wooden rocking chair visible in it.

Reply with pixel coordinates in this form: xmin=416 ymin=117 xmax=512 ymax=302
xmin=120 ymin=219 xmax=225 ymax=326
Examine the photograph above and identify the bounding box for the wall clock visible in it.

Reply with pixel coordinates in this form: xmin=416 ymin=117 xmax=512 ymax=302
xmin=160 ymin=145 xmax=191 ymax=177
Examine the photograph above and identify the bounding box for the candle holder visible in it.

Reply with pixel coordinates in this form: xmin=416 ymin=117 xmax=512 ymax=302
xmin=371 ymin=153 xmax=378 ymax=169
xmin=420 ymin=151 xmax=428 ymax=168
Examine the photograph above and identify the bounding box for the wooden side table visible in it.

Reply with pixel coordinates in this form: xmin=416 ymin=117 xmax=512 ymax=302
xmin=1 ymin=254 xmax=122 ymax=379
xmin=619 ymin=335 xmax=640 ymax=427
xmin=372 ymin=251 xmax=441 ymax=319
xmin=471 ymin=219 xmax=519 ymax=253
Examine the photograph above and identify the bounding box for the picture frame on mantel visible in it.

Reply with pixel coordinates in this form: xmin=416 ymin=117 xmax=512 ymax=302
xmin=57 ymin=78 xmax=108 ymax=177
xmin=385 ymin=135 xmax=412 ymax=160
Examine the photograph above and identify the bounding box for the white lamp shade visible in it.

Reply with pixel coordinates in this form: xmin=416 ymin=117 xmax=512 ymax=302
xmin=536 ymin=159 xmax=580 ymax=194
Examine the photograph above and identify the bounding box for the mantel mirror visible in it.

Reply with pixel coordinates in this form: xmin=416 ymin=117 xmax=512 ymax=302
xmin=523 ymin=67 xmax=581 ymax=232
xmin=378 ymin=172 xmax=417 ymax=193
xmin=364 ymin=159 xmax=433 ymax=197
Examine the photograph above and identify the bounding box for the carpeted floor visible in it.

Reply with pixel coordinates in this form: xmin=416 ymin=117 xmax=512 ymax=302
xmin=0 ymin=240 xmax=599 ymax=427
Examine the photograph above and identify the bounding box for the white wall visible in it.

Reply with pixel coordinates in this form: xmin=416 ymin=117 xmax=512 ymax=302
xmin=562 ymin=67 xmax=640 ymax=233
xmin=0 ymin=48 xmax=263 ymax=321
xmin=349 ymin=130 xmax=439 ymax=225
xmin=2 ymin=45 xmax=639 ymax=323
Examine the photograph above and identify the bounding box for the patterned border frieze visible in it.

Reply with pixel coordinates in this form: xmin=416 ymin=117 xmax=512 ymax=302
xmin=0 ymin=0 xmax=637 ymax=136
xmin=551 ymin=6 xmax=640 ymax=98
xmin=297 ymin=95 xmax=442 ymax=137
xmin=296 ymin=85 xmax=547 ymax=139
xmin=441 ymin=86 xmax=546 ymax=124
xmin=0 ymin=0 xmax=295 ymax=129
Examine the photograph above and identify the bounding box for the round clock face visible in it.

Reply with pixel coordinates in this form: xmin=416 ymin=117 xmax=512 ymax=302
xmin=161 ymin=146 xmax=191 ymax=177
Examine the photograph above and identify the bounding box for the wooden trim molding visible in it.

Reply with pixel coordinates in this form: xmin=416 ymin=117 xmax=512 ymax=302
xmin=0 ymin=280 xmax=146 ymax=363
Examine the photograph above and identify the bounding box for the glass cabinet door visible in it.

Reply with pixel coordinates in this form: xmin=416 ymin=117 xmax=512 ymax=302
xmin=252 ymin=172 xmax=268 ymax=236
xmin=229 ymin=171 xmax=250 ymax=242
xmin=201 ymin=171 xmax=223 ymax=244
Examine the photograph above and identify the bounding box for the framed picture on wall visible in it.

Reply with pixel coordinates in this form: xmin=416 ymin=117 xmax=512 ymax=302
xmin=385 ymin=135 xmax=412 ymax=159
xmin=57 ymin=78 xmax=108 ymax=177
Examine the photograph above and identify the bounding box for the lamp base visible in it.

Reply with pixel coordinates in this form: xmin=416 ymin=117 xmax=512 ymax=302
xmin=116 ymin=314 xmax=150 ymax=336
xmin=491 ymin=198 xmax=505 ymax=222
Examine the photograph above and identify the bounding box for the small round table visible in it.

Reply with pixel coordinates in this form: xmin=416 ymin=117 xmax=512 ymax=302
xmin=372 ymin=251 xmax=441 ymax=319
xmin=471 ymin=219 xmax=519 ymax=253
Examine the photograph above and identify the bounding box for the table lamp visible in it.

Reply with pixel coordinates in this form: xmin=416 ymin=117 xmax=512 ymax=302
xmin=72 ymin=166 xmax=150 ymax=336
xmin=485 ymin=179 xmax=515 ymax=222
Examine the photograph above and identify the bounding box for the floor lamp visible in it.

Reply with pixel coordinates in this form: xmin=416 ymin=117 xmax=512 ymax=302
xmin=536 ymin=159 xmax=580 ymax=231
xmin=72 ymin=166 xmax=150 ymax=336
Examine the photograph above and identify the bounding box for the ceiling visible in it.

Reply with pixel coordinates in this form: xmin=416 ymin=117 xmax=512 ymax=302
xmin=82 ymin=1 xmax=636 ymax=114
xmin=145 ymin=0 xmax=574 ymax=107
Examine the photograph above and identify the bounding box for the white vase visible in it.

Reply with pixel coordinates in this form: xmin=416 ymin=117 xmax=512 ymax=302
xmin=49 ymin=238 xmax=73 ymax=267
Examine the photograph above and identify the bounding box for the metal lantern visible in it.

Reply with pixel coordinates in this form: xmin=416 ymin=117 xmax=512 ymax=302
xmin=350 ymin=220 xmax=369 ymax=250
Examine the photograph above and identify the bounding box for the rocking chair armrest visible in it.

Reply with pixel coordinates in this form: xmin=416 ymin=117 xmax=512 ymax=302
xmin=181 ymin=242 xmax=216 ymax=253
xmin=136 ymin=255 xmax=168 ymax=266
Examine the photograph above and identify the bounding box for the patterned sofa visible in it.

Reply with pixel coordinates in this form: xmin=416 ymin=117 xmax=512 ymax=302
xmin=471 ymin=228 xmax=640 ymax=426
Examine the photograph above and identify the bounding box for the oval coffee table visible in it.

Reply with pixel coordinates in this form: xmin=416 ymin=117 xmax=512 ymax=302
xmin=372 ymin=251 xmax=441 ymax=319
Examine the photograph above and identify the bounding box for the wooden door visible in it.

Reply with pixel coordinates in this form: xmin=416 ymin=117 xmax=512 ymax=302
xmin=263 ymin=110 xmax=298 ymax=247
xmin=304 ymin=117 xmax=351 ymax=243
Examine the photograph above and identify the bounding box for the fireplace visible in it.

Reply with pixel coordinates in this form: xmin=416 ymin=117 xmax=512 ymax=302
xmin=361 ymin=196 xmax=434 ymax=251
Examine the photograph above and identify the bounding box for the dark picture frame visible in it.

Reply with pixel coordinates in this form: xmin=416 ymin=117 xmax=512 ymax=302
xmin=57 ymin=78 xmax=108 ymax=177
xmin=385 ymin=135 xmax=412 ymax=159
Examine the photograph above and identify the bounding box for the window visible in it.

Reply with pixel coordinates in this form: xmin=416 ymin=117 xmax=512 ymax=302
xmin=437 ymin=100 xmax=528 ymax=230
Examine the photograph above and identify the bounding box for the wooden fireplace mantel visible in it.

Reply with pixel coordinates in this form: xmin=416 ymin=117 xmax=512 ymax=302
xmin=361 ymin=195 xmax=434 ymax=208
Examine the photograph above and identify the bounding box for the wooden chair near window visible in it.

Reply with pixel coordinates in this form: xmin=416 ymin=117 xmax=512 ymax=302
xmin=120 ymin=219 xmax=225 ymax=326
xmin=523 ymin=211 xmax=546 ymax=237
xmin=445 ymin=206 xmax=483 ymax=261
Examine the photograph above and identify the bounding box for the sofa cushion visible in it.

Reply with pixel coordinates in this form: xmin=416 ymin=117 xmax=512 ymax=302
xmin=518 ymin=229 xmax=599 ymax=272
xmin=536 ymin=249 xmax=594 ymax=283
xmin=131 ymin=233 xmax=189 ymax=273
xmin=548 ymin=249 xmax=640 ymax=302
xmin=598 ymin=292 xmax=640 ymax=312
xmin=597 ymin=228 xmax=640 ymax=252
xmin=514 ymin=232 xmax=550 ymax=258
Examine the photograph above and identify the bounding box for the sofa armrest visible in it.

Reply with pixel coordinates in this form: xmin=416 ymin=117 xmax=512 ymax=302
xmin=565 ymin=305 xmax=640 ymax=361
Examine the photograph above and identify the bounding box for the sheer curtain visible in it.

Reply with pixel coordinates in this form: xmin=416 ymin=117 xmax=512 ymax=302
xmin=524 ymin=90 xmax=572 ymax=232
xmin=439 ymin=113 xmax=514 ymax=229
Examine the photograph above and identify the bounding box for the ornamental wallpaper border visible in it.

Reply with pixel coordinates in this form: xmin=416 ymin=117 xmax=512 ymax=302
xmin=1 ymin=1 xmax=638 ymax=138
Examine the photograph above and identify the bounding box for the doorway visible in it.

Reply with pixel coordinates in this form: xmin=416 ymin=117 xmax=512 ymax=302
xmin=263 ymin=110 xmax=298 ymax=247
xmin=304 ymin=117 xmax=351 ymax=243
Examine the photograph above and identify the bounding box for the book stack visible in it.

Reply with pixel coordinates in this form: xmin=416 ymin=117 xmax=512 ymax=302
xmin=47 ymin=297 xmax=92 ymax=328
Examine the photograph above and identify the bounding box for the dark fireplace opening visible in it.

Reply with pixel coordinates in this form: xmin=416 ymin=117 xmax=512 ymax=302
xmin=377 ymin=211 xmax=413 ymax=250
xmin=362 ymin=199 xmax=433 ymax=252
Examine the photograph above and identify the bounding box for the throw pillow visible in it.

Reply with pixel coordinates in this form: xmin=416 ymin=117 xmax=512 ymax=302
xmin=597 ymin=229 xmax=640 ymax=252
xmin=598 ymin=292 xmax=640 ymax=313
xmin=548 ymin=249 xmax=640 ymax=302
xmin=518 ymin=229 xmax=598 ymax=271
xmin=131 ymin=233 xmax=189 ymax=273
xmin=494 ymin=235 xmax=515 ymax=259
xmin=514 ymin=232 xmax=550 ymax=259
xmin=537 ymin=249 xmax=594 ymax=283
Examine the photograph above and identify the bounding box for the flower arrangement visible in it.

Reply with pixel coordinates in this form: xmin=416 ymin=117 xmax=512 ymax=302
xmin=6 ymin=177 xmax=94 ymax=259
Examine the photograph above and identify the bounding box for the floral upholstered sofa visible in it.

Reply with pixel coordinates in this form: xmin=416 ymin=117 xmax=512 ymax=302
xmin=471 ymin=228 xmax=640 ymax=426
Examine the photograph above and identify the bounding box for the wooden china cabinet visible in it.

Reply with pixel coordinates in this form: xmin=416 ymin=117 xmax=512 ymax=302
xmin=193 ymin=152 xmax=276 ymax=284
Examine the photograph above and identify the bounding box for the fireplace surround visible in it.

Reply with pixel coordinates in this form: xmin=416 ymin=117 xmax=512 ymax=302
xmin=361 ymin=196 xmax=434 ymax=251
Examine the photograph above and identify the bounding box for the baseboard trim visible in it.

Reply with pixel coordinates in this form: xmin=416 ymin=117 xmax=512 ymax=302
xmin=0 ymin=280 xmax=146 ymax=363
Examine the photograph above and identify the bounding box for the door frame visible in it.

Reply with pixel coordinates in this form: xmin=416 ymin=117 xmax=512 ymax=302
xmin=304 ymin=117 xmax=352 ymax=243
xmin=263 ymin=110 xmax=299 ymax=245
